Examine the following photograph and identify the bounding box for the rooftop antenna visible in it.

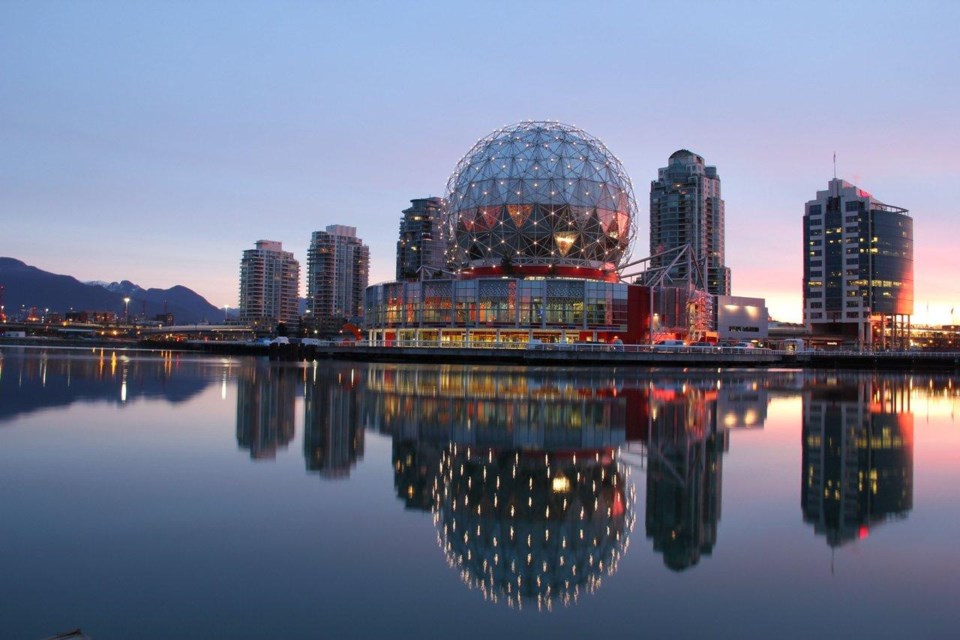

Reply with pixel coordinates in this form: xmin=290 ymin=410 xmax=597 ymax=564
xmin=832 ymin=152 xmax=839 ymax=197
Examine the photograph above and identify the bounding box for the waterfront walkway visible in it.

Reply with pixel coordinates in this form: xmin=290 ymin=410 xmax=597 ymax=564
xmin=3 ymin=337 xmax=958 ymax=370
xmin=187 ymin=340 xmax=960 ymax=371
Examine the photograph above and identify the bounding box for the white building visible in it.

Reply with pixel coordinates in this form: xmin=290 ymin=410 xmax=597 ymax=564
xmin=715 ymin=295 xmax=768 ymax=342
xmin=307 ymin=225 xmax=369 ymax=332
xmin=238 ymin=240 xmax=300 ymax=330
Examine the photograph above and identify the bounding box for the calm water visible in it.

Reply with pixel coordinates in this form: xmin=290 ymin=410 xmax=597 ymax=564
xmin=1 ymin=347 xmax=959 ymax=639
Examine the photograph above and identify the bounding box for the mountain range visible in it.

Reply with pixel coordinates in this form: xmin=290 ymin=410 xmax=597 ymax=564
xmin=0 ymin=257 xmax=222 ymax=324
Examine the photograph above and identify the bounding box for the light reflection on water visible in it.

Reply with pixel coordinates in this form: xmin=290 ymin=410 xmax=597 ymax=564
xmin=0 ymin=347 xmax=958 ymax=639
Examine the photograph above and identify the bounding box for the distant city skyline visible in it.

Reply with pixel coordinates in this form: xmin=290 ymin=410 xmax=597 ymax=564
xmin=2 ymin=1 xmax=958 ymax=324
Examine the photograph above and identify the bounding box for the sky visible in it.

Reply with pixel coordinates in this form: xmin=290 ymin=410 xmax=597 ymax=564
xmin=2 ymin=0 xmax=959 ymax=324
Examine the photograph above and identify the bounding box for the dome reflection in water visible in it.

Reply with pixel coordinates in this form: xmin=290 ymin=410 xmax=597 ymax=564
xmin=433 ymin=444 xmax=634 ymax=611
xmin=370 ymin=365 xmax=640 ymax=609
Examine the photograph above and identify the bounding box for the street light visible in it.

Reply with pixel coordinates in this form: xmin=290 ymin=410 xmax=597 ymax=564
xmin=123 ymin=297 xmax=130 ymax=323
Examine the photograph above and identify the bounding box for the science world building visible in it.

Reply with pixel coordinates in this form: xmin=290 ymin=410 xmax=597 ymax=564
xmin=366 ymin=122 xmax=652 ymax=344
xmin=364 ymin=121 xmax=766 ymax=345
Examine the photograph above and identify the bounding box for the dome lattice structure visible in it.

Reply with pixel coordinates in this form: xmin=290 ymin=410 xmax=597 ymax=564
xmin=443 ymin=121 xmax=638 ymax=278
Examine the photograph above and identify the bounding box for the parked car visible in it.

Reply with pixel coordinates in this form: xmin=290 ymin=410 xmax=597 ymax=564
xmin=653 ymin=339 xmax=686 ymax=349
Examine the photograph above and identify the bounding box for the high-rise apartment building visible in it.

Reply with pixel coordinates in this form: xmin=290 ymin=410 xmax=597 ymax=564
xmin=306 ymin=225 xmax=369 ymax=332
xmin=649 ymin=150 xmax=730 ymax=296
xmin=803 ymin=179 xmax=913 ymax=348
xmin=238 ymin=240 xmax=300 ymax=330
xmin=396 ymin=197 xmax=445 ymax=281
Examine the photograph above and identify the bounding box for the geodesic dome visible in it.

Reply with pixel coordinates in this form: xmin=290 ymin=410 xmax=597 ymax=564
xmin=443 ymin=121 xmax=638 ymax=277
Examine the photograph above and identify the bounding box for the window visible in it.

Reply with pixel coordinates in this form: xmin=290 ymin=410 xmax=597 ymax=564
xmin=845 ymin=201 xmax=861 ymax=212
xmin=808 ymin=205 xmax=822 ymax=216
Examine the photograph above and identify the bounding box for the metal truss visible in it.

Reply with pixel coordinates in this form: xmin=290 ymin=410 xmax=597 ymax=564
xmin=621 ymin=243 xmax=706 ymax=290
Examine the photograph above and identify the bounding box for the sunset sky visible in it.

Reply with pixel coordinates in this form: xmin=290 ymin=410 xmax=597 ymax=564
xmin=2 ymin=1 xmax=958 ymax=324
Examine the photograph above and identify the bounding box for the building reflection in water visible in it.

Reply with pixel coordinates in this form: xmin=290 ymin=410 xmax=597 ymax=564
xmin=0 ymin=348 xmax=212 ymax=422
xmin=643 ymin=383 xmax=728 ymax=572
xmin=304 ymin=363 xmax=365 ymax=479
xmin=801 ymin=375 xmax=914 ymax=548
xmin=236 ymin=362 xmax=296 ymax=460
xmin=435 ymin=445 xmax=632 ymax=611
xmin=364 ymin=366 xmax=636 ymax=610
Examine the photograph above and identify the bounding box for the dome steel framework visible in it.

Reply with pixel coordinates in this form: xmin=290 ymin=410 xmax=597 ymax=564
xmin=443 ymin=121 xmax=638 ymax=278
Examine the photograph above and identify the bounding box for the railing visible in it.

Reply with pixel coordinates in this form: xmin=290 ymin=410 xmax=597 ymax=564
xmin=294 ymin=340 xmax=960 ymax=360
xmin=300 ymin=339 xmax=775 ymax=355
xmin=795 ymin=349 xmax=960 ymax=360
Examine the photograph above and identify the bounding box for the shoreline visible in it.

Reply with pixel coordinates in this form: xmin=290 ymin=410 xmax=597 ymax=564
xmin=2 ymin=337 xmax=959 ymax=371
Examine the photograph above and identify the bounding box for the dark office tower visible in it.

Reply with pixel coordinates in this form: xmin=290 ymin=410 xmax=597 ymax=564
xmin=303 ymin=365 xmax=365 ymax=479
xmin=803 ymin=179 xmax=913 ymax=348
xmin=238 ymin=240 xmax=300 ymax=331
xmin=801 ymin=377 xmax=914 ymax=548
xmin=396 ymin=197 xmax=445 ymax=281
xmin=306 ymin=225 xmax=370 ymax=333
xmin=236 ymin=362 xmax=296 ymax=460
xmin=645 ymin=387 xmax=727 ymax=571
xmin=649 ymin=150 xmax=730 ymax=295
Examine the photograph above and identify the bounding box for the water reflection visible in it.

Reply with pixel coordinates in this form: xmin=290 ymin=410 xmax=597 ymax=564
xmin=0 ymin=348 xmax=213 ymax=422
xmin=435 ymin=445 xmax=632 ymax=610
xmin=304 ymin=364 xmax=364 ymax=479
xmin=644 ymin=384 xmax=727 ymax=571
xmin=362 ymin=367 xmax=636 ymax=609
xmin=801 ymin=374 xmax=914 ymax=548
xmin=7 ymin=347 xmax=950 ymax=619
xmin=235 ymin=362 xmax=296 ymax=460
